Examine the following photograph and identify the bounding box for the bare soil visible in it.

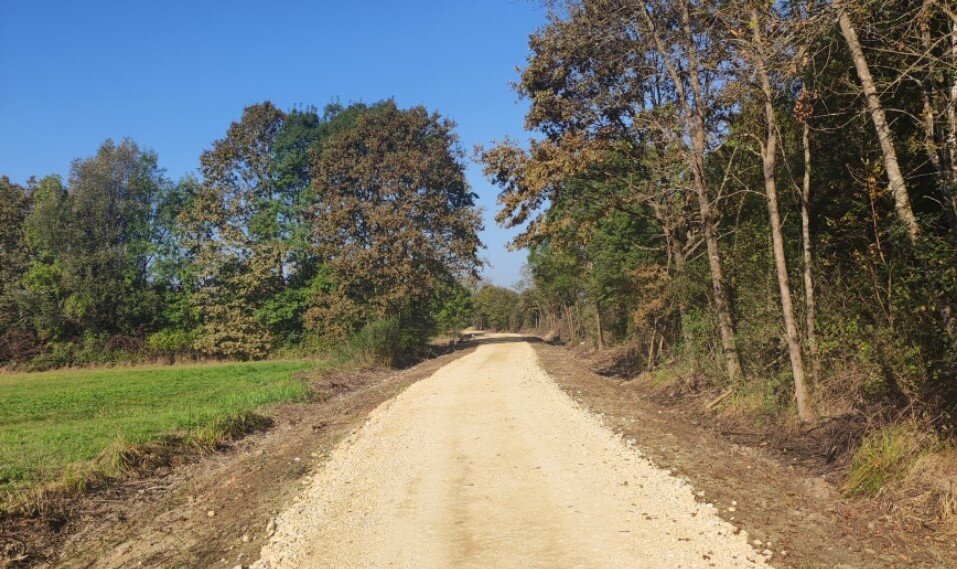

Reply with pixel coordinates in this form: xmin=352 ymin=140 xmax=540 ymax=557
xmin=0 ymin=346 xmax=475 ymax=569
xmin=533 ymin=340 xmax=957 ymax=568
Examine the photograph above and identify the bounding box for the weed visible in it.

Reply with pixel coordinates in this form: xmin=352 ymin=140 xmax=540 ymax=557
xmin=843 ymin=426 xmax=924 ymax=497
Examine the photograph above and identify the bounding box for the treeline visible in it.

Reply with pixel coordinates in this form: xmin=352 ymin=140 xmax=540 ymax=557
xmin=0 ymin=101 xmax=480 ymax=369
xmin=481 ymin=0 xmax=957 ymax=425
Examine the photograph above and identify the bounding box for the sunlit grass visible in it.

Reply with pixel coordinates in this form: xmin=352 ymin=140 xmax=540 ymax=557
xmin=843 ymin=425 xmax=923 ymax=497
xmin=0 ymin=360 xmax=313 ymax=495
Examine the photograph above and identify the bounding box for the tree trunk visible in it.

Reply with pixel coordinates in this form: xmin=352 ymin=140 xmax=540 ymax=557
xmin=801 ymin=123 xmax=821 ymax=382
xmin=836 ymin=1 xmax=921 ymax=241
xmin=752 ymin=8 xmax=814 ymax=422
xmin=641 ymin=0 xmax=743 ymax=382
xmin=655 ymin=199 xmax=691 ymax=346
xmin=565 ymin=305 xmax=576 ymax=344
xmin=950 ymin=18 xmax=957 ymax=193
xmin=699 ymin=193 xmax=743 ymax=382
xmin=684 ymin=2 xmax=742 ymax=383
xmin=595 ymin=298 xmax=605 ymax=350
xmin=947 ymin=16 xmax=957 ymax=232
xmin=919 ymin=4 xmax=957 ymax=239
xmin=691 ymin=108 xmax=743 ymax=381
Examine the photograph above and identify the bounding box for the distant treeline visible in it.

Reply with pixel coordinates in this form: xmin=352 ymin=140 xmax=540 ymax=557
xmin=477 ymin=0 xmax=957 ymax=426
xmin=0 ymin=101 xmax=480 ymax=369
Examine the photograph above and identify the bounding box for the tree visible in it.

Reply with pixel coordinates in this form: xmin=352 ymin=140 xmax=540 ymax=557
xmin=184 ymin=102 xmax=287 ymax=358
xmin=16 ymin=141 xmax=169 ymax=341
xmin=62 ymin=139 xmax=168 ymax=334
xmin=483 ymin=0 xmax=744 ymax=381
xmin=832 ymin=0 xmax=957 ymax=351
xmin=435 ymin=282 xmax=474 ymax=338
xmin=473 ymin=285 xmax=520 ymax=331
xmin=834 ymin=0 xmax=919 ymax=240
xmin=0 ymin=176 xmax=29 ymax=336
xmin=732 ymin=2 xmax=814 ymax=421
xmin=307 ymin=101 xmax=482 ymax=340
xmin=19 ymin=175 xmax=69 ymax=341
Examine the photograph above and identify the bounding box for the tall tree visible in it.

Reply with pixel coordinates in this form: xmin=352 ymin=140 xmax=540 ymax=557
xmin=184 ymin=102 xmax=287 ymax=358
xmin=484 ymin=0 xmax=743 ymax=380
xmin=19 ymin=141 xmax=169 ymax=338
xmin=796 ymin=92 xmax=821 ymax=381
xmin=307 ymin=101 xmax=482 ymax=339
xmin=19 ymin=176 xmax=69 ymax=341
xmin=640 ymin=0 xmax=744 ymax=382
xmin=831 ymin=0 xmax=957 ymax=350
xmin=0 ymin=176 xmax=29 ymax=335
xmin=733 ymin=3 xmax=814 ymax=421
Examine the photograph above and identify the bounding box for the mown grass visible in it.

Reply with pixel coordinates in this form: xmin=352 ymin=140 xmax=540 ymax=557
xmin=0 ymin=360 xmax=313 ymax=499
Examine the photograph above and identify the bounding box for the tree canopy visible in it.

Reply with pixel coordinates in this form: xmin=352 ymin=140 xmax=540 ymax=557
xmin=0 ymin=101 xmax=482 ymax=368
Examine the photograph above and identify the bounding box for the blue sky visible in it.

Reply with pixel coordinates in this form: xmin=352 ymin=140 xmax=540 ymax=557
xmin=0 ymin=0 xmax=545 ymax=287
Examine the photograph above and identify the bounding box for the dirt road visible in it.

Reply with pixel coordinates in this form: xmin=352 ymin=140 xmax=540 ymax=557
xmin=253 ymin=336 xmax=771 ymax=568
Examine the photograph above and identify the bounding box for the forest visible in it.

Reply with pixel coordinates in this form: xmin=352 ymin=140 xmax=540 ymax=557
xmin=0 ymin=101 xmax=481 ymax=370
xmin=476 ymin=0 xmax=957 ymax=449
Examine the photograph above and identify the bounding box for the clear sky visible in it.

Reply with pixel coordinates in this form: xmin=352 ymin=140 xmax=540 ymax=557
xmin=0 ymin=0 xmax=545 ymax=287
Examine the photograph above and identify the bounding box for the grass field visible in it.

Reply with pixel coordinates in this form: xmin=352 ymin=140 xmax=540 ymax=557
xmin=0 ymin=360 xmax=314 ymax=496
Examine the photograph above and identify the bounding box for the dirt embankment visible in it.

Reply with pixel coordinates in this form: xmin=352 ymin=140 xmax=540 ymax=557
xmin=1 ymin=346 xmax=475 ymax=569
xmin=533 ymin=341 xmax=957 ymax=568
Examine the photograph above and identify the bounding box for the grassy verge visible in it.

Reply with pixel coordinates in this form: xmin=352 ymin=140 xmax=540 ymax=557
xmin=842 ymin=425 xmax=927 ymax=497
xmin=0 ymin=360 xmax=313 ymax=506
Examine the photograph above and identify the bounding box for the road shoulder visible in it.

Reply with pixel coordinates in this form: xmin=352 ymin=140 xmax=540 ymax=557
xmin=532 ymin=340 xmax=954 ymax=569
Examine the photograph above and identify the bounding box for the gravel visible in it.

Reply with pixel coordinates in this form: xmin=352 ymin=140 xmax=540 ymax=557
xmin=253 ymin=337 xmax=771 ymax=568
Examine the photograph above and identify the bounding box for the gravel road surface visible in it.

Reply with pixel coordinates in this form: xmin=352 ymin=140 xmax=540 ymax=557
xmin=253 ymin=336 xmax=771 ymax=568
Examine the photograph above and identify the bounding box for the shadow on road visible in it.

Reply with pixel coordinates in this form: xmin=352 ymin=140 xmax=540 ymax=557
xmin=460 ymin=332 xmax=543 ymax=346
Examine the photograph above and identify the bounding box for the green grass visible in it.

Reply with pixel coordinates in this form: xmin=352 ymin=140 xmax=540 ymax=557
xmin=0 ymin=360 xmax=313 ymax=496
xmin=842 ymin=425 xmax=922 ymax=497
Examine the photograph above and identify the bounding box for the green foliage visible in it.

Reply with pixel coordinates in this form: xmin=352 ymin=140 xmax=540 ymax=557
xmin=146 ymin=328 xmax=196 ymax=359
xmin=20 ymin=333 xmax=144 ymax=372
xmin=0 ymin=177 xmax=31 ymax=366
xmin=473 ymin=285 xmax=520 ymax=331
xmin=336 ymin=317 xmax=417 ymax=368
xmin=434 ymin=283 xmax=474 ymax=336
xmin=478 ymin=0 xmax=957 ymax=428
xmin=12 ymin=141 xmax=172 ymax=346
xmin=255 ymin=286 xmax=312 ymax=343
xmin=1 ymin=98 xmax=482 ymax=370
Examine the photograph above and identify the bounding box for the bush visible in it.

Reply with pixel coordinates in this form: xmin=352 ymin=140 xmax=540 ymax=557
xmin=21 ymin=333 xmax=146 ymax=371
xmin=23 ymin=341 xmax=77 ymax=371
xmin=340 ymin=317 xmax=420 ymax=368
xmin=0 ymin=327 xmax=42 ymax=365
xmin=146 ymin=328 xmax=196 ymax=360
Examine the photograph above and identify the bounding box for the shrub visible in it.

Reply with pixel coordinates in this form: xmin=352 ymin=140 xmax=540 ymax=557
xmin=340 ymin=317 xmax=421 ymax=368
xmin=146 ymin=328 xmax=196 ymax=360
xmin=0 ymin=327 xmax=42 ymax=365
